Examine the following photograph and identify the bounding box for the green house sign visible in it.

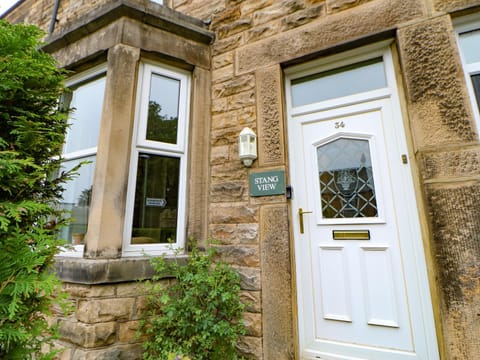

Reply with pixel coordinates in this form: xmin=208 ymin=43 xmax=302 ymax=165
xmin=249 ymin=170 xmax=285 ymax=197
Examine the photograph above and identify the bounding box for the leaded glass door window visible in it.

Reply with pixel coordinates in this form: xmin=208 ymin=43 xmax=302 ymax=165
xmin=317 ymin=137 xmax=377 ymax=218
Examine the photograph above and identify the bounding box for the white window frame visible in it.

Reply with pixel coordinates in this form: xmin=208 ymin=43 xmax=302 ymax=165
xmin=123 ymin=62 xmax=190 ymax=256
xmin=59 ymin=64 xmax=107 ymax=257
xmin=455 ymin=14 xmax=480 ymax=132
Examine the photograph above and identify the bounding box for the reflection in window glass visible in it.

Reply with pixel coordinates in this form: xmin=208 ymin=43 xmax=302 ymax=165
xmin=146 ymin=74 xmax=180 ymax=144
xmin=291 ymin=58 xmax=387 ymax=107
xmin=458 ymin=29 xmax=480 ymax=64
xmin=317 ymin=138 xmax=378 ymax=218
xmin=59 ymin=157 xmax=96 ymax=244
xmin=131 ymin=154 xmax=180 ymax=244
xmin=64 ymin=77 xmax=105 ymax=154
xmin=60 ymin=74 xmax=105 ymax=244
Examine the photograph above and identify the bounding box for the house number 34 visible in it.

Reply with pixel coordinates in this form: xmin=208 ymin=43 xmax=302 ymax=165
xmin=335 ymin=121 xmax=345 ymax=129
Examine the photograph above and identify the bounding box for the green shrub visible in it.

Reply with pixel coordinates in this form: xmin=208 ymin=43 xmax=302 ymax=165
xmin=0 ymin=20 xmax=71 ymax=359
xmin=141 ymin=244 xmax=246 ymax=360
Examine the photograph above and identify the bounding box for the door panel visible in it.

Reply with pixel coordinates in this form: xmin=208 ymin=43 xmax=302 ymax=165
xmin=288 ymin=94 xmax=439 ymax=359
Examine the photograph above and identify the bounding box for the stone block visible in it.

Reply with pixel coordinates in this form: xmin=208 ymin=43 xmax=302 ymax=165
xmin=227 ymin=90 xmax=256 ymax=111
xmin=64 ymin=283 xmax=116 ymax=298
xmin=260 ymin=204 xmax=295 ymax=359
xmin=210 ymin=181 xmax=248 ymax=202
xmin=243 ymin=312 xmax=263 ymax=337
xmin=213 ymin=51 xmax=234 ymax=69
xmin=213 ymin=33 xmax=243 ymax=56
xmin=240 ymin=0 xmax=275 ymax=16
xmin=212 ymin=74 xmax=255 ymax=99
xmin=237 ymin=335 xmax=263 ymax=360
xmin=72 ymin=344 xmax=143 ymax=360
xmin=420 ymin=147 xmax=480 ymax=180
xmin=236 ymin=0 xmax=425 ymax=74
xmin=397 ymin=16 xmax=477 ymax=147
xmin=426 ymin=182 xmax=480 ymax=359
xmin=116 ymin=283 xmax=145 ymax=297
xmin=281 ymin=4 xmax=325 ymax=31
xmin=240 ymin=290 xmax=262 ymax=313
xmin=210 ymin=145 xmax=230 ymax=165
xmin=210 ymin=203 xmax=259 ymax=224
xmin=256 ymin=65 xmax=285 ymax=166
xmin=212 ymin=64 xmax=235 ymax=84
xmin=118 ymin=320 xmax=141 ymax=344
xmin=215 ymin=245 xmax=260 ymax=267
xmin=210 ymin=223 xmax=259 ymax=245
xmin=59 ymin=320 xmax=116 ymax=348
xmin=245 ymin=21 xmax=282 ymax=43
xmin=237 ymin=266 xmax=262 ymax=291
xmin=76 ymin=298 xmax=135 ymax=323
xmin=326 ymin=0 xmax=373 ymax=13
xmin=218 ymin=18 xmax=253 ymax=39
xmin=433 ymin=0 xmax=480 ymax=12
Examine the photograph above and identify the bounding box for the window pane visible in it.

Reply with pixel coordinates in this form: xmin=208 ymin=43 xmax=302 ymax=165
xmin=63 ymin=76 xmax=105 ymax=154
xmin=459 ymin=30 xmax=480 ymax=64
xmin=146 ymin=74 xmax=180 ymax=144
xmin=317 ymin=138 xmax=378 ymax=218
xmin=59 ymin=157 xmax=96 ymax=244
xmin=291 ymin=58 xmax=387 ymax=107
xmin=471 ymin=74 xmax=480 ymax=112
xmin=131 ymin=154 xmax=180 ymax=244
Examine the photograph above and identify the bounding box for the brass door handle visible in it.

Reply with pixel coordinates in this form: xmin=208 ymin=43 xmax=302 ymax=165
xmin=298 ymin=208 xmax=313 ymax=234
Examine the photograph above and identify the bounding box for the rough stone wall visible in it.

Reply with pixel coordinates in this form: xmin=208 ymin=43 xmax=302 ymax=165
xmin=174 ymin=0 xmax=480 ymax=359
xmin=52 ymin=281 xmax=160 ymax=359
xmin=4 ymin=0 xmax=480 ymax=358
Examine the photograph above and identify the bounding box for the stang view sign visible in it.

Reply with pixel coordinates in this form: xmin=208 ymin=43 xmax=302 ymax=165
xmin=249 ymin=170 xmax=285 ymax=197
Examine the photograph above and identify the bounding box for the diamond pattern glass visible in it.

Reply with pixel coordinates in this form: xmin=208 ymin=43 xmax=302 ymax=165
xmin=317 ymin=138 xmax=378 ymax=218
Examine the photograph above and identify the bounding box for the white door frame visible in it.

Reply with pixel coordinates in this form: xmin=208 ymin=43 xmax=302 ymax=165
xmin=284 ymin=42 xmax=439 ymax=360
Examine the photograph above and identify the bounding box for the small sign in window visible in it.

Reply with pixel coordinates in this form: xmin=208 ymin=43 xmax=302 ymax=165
xmin=146 ymin=197 xmax=167 ymax=207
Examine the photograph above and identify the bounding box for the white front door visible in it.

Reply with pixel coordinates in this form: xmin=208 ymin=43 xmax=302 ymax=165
xmin=286 ymin=46 xmax=439 ymax=360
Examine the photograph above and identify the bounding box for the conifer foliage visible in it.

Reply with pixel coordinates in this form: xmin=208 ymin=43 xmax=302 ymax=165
xmin=0 ymin=20 xmax=71 ymax=358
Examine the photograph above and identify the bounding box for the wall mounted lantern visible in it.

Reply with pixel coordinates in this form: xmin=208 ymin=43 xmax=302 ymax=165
xmin=239 ymin=127 xmax=257 ymax=167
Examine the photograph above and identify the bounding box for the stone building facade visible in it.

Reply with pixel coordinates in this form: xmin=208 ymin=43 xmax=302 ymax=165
xmin=3 ymin=0 xmax=480 ymax=359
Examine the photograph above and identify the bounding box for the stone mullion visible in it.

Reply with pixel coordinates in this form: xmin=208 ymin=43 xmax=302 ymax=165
xmin=85 ymin=44 xmax=140 ymax=259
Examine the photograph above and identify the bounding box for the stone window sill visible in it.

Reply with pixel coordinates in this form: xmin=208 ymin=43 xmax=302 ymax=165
xmin=54 ymin=255 xmax=187 ymax=284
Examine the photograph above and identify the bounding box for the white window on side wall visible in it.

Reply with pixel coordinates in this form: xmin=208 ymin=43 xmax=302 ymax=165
xmin=456 ymin=15 xmax=480 ymax=131
xmin=59 ymin=64 xmax=106 ymax=254
xmin=123 ymin=62 xmax=190 ymax=256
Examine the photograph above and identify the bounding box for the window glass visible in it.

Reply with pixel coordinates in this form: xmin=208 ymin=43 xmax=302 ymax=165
xmin=125 ymin=63 xmax=189 ymax=255
xmin=458 ymin=29 xmax=480 ymax=64
xmin=60 ymin=73 xmax=106 ymax=245
xmin=59 ymin=157 xmax=96 ymax=244
xmin=146 ymin=74 xmax=180 ymax=144
xmin=317 ymin=138 xmax=378 ymax=219
xmin=291 ymin=58 xmax=387 ymax=107
xmin=64 ymin=77 xmax=105 ymax=154
xmin=471 ymin=74 xmax=480 ymax=112
xmin=131 ymin=154 xmax=180 ymax=244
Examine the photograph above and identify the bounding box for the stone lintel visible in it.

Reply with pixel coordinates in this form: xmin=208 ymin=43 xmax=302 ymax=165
xmin=42 ymin=0 xmax=213 ymax=55
xmin=46 ymin=16 xmax=211 ymax=71
xmin=236 ymin=0 xmax=425 ymax=74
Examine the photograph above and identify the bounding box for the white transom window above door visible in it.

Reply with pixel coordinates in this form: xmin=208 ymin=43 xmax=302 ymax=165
xmin=123 ymin=62 xmax=190 ymax=256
